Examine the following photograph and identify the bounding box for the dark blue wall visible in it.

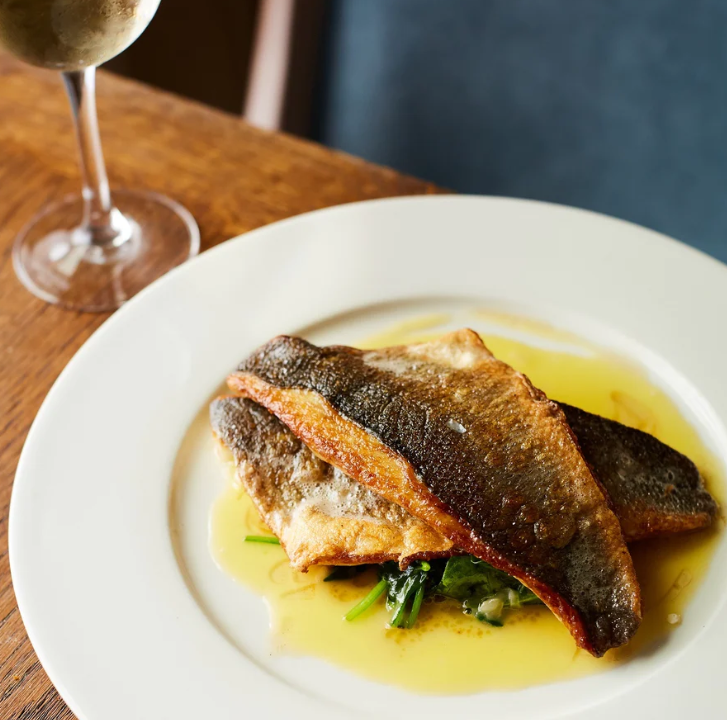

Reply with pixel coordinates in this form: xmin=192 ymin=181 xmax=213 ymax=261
xmin=315 ymin=0 xmax=727 ymax=262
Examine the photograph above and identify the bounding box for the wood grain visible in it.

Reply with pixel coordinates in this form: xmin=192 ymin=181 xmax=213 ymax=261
xmin=0 ymin=50 xmax=440 ymax=719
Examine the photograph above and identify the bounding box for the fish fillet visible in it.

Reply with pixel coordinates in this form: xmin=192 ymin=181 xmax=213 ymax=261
xmin=228 ymin=329 xmax=642 ymax=656
xmin=210 ymin=395 xmax=454 ymax=570
xmin=560 ymin=403 xmax=717 ymax=540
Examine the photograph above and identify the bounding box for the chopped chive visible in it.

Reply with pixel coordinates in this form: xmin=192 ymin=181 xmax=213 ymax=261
xmin=406 ymin=581 xmax=426 ymax=629
xmin=244 ymin=535 xmax=280 ymax=544
xmin=345 ymin=579 xmax=387 ymax=621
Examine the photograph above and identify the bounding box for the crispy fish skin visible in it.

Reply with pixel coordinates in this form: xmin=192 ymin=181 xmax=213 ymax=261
xmin=210 ymin=396 xmax=454 ymax=571
xmin=228 ymin=329 xmax=642 ymax=657
xmin=560 ymin=403 xmax=717 ymax=541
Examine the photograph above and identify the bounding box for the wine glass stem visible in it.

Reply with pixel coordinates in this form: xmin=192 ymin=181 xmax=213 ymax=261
xmin=62 ymin=67 xmax=127 ymax=246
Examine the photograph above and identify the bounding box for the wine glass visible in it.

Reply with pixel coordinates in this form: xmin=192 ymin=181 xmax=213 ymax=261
xmin=0 ymin=0 xmax=200 ymax=311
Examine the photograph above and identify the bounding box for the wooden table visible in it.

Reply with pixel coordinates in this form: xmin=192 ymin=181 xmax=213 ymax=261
xmin=0 ymin=51 xmax=438 ymax=719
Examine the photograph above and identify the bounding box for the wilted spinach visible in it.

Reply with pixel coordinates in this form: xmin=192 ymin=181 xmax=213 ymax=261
xmin=327 ymin=554 xmax=543 ymax=629
xmin=379 ymin=560 xmax=431 ymax=628
xmin=432 ymin=555 xmax=542 ymax=626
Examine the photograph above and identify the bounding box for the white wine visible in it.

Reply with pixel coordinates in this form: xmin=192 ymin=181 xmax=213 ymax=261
xmin=0 ymin=0 xmax=160 ymax=70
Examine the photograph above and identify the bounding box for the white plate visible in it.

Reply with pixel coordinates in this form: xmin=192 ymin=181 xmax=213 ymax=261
xmin=10 ymin=195 xmax=727 ymax=720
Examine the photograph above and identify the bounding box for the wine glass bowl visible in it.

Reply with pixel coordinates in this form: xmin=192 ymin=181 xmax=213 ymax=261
xmin=0 ymin=0 xmax=200 ymax=311
xmin=0 ymin=0 xmax=161 ymax=70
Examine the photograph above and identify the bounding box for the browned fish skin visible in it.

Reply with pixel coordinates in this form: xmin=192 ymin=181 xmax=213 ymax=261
xmin=560 ymin=403 xmax=718 ymax=541
xmin=229 ymin=330 xmax=642 ymax=657
xmin=210 ymin=396 xmax=454 ymax=570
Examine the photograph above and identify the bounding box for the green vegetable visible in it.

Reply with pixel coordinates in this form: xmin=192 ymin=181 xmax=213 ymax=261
xmin=433 ymin=555 xmax=541 ymax=626
xmin=342 ymin=555 xmax=542 ymax=630
xmin=344 ymin=579 xmax=387 ymax=621
xmin=433 ymin=555 xmax=510 ymax=597
xmin=243 ymin=535 xmax=280 ymax=544
xmin=406 ymin=581 xmax=426 ymax=629
xmin=380 ymin=561 xmax=431 ymax=628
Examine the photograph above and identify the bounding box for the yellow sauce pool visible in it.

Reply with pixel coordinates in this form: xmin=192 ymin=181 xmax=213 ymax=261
xmin=209 ymin=314 xmax=724 ymax=694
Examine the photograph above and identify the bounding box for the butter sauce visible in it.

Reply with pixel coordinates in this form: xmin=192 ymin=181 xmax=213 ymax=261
xmin=209 ymin=314 xmax=724 ymax=693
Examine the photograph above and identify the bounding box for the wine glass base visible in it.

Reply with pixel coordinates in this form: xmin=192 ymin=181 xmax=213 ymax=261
xmin=13 ymin=189 xmax=200 ymax=312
